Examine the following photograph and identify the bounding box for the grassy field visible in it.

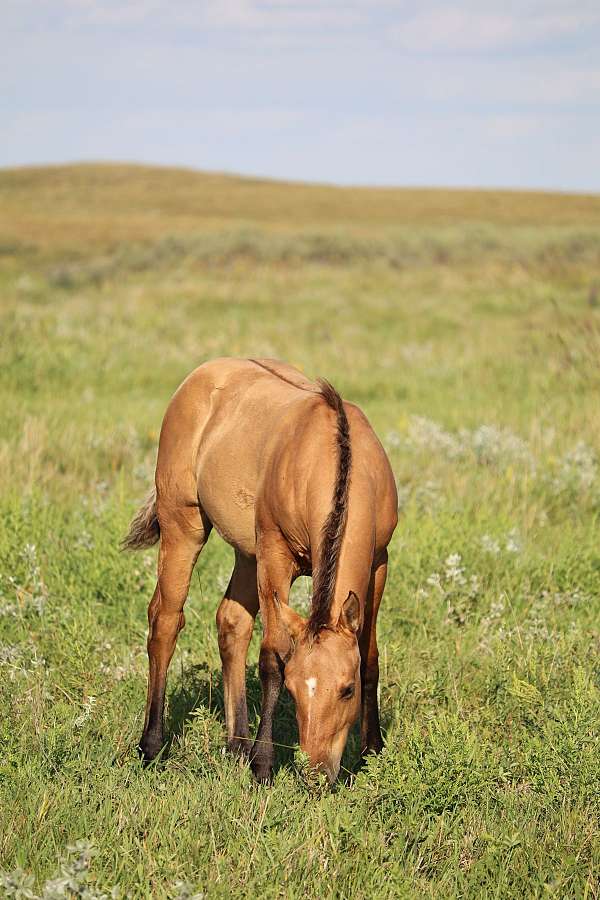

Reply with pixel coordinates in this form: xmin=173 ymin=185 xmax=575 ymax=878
xmin=1 ymin=163 xmax=600 ymax=898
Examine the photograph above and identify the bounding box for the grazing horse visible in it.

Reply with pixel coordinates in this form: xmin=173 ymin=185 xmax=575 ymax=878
xmin=123 ymin=358 xmax=397 ymax=783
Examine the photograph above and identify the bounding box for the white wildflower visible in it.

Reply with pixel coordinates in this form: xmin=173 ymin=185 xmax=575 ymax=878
xmin=173 ymin=882 xmax=204 ymax=900
xmin=1 ymin=644 xmax=22 ymax=663
xmin=405 ymin=415 xmax=534 ymax=470
xmin=0 ymin=868 xmax=37 ymax=898
xmin=407 ymin=416 xmax=463 ymax=459
xmin=468 ymin=574 xmax=481 ymax=597
xmin=385 ymin=430 xmax=401 ymax=449
xmin=470 ymin=425 xmax=533 ymax=468
xmin=414 ymin=480 xmax=442 ymax=510
xmin=76 ymin=531 xmax=94 ymax=551
xmin=520 ymin=617 xmax=552 ymax=642
xmin=16 ymin=543 xmax=48 ymax=615
xmin=99 ymin=662 xmax=129 ymax=681
xmin=540 ymin=589 xmax=587 ymax=608
xmin=554 ymin=441 xmax=597 ymax=493
xmin=480 ymin=534 xmax=501 ymax=555
xmin=426 ymin=572 xmax=442 ymax=590
xmin=444 ymin=553 xmax=466 ymax=586
xmin=74 ymin=697 xmax=97 ymax=728
xmin=479 ymin=595 xmax=508 ymax=648
xmin=0 ymin=643 xmax=46 ymax=681
xmin=485 ymin=597 xmax=506 ymax=624
xmin=1 ymin=842 xmax=120 ymax=899
xmin=423 ymin=553 xmax=481 ymax=626
xmin=505 ymin=529 xmax=522 ymax=554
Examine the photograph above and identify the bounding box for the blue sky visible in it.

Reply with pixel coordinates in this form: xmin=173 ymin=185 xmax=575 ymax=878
xmin=3 ymin=1 xmax=600 ymax=190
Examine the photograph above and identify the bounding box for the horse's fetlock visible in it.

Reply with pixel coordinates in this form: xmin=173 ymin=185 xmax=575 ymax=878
xmin=228 ymin=736 xmax=252 ymax=758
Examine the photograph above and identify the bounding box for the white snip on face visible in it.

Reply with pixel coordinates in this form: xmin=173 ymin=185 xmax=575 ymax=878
xmin=305 ymin=677 xmax=317 ymax=697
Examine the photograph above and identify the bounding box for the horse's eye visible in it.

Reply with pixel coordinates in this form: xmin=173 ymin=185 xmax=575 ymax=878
xmin=340 ymin=684 xmax=355 ymax=700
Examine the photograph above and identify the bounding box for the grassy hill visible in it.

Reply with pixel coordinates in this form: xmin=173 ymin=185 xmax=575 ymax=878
xmin=2 ymin=162 xmax=600 ymax=249
xmin=1 ymin=165 xmax=599 ymax=898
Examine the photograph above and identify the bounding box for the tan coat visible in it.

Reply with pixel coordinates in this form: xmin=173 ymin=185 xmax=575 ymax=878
xmin=125 ymin=358 xmax=397 ymax=782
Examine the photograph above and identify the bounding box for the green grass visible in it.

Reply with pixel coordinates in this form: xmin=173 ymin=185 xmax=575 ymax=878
xmin=1 ymin=164 xmax=599 ymax=898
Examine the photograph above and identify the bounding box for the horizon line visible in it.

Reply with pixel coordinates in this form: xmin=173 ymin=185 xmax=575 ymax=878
xmin=2 ymin=158 xmax=599 ymax=200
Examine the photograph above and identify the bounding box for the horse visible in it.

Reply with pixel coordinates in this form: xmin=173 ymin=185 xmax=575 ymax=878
xmin=123 ymin=358 xmax=397 ymax=783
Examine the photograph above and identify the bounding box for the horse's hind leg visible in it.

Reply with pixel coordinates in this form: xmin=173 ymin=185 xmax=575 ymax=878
xmin=139 ymin=503 xmax=211 ymax=763
xmin=216 ymin=552 xmax=259 ymax=756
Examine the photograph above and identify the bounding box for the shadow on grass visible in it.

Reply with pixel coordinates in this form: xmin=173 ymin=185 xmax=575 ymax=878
xmin=164 ymin=661 xmax=299 ymax=775
xmin=163 ymin=660 xmax=393 ymax=783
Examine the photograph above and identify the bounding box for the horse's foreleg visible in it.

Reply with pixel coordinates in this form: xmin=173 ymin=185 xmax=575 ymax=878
xmin=216 ymin=552 xmax=259 ymax=756
xmin=251 ymin=530 xmax=295 ymax=783
xmin=359 ymin=550 xmax=387 ymax=756
xmin=139 ymin=512 xmax=209 ymax=763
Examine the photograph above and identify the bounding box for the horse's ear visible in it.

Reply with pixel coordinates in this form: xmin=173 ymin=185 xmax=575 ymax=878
xmin=337 ymin=590 xmax=361 ymax=634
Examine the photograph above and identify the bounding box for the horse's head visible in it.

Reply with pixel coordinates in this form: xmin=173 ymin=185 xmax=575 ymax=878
xmin=278 ymin=592 xmax=361 ymax=783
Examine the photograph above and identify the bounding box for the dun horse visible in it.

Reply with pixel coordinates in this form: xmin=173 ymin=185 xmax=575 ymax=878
xmin=123 ymin=358 xmax=397 ymax=783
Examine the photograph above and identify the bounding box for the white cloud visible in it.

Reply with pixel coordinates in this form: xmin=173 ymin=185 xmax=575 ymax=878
xmin=6 ymin=0 xmax=600 ymax=48
xmin=28 ymin=0 xmax=372 ymax=30
xmin=392 ymin=4 xmax=600 ymax=53
xmin=201 ymin=0 xmax=361 ymax=29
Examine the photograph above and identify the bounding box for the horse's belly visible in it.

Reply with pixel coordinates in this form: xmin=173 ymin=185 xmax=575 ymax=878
xmin=196 ymin=456 xmax=257 ymax=557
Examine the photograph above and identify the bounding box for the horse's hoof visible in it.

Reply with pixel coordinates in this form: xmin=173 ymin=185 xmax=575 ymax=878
xmin=138 ymin=738 xmax=163 ymax=766
xmin=360 ymin=737 xmax=384 ymax=758
xmin=250 ymin=755 xmax=273 ymax=784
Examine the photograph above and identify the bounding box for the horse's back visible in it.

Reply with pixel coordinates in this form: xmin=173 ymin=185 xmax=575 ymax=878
xmin=155 ymin=358 xmax=396 ymax=559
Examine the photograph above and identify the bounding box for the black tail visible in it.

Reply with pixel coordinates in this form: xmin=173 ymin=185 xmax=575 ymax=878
xmin=307 ymin=380 xmax=352 ymax=637
xmin=121 ymin=489 xmax=160 ymax=551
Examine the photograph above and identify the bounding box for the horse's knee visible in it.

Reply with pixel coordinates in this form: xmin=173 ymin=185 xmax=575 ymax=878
xmin=216 ymin=602 xmax=253 ymax=655
xmin=258 ymin=644 xmax=284 ymax=681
